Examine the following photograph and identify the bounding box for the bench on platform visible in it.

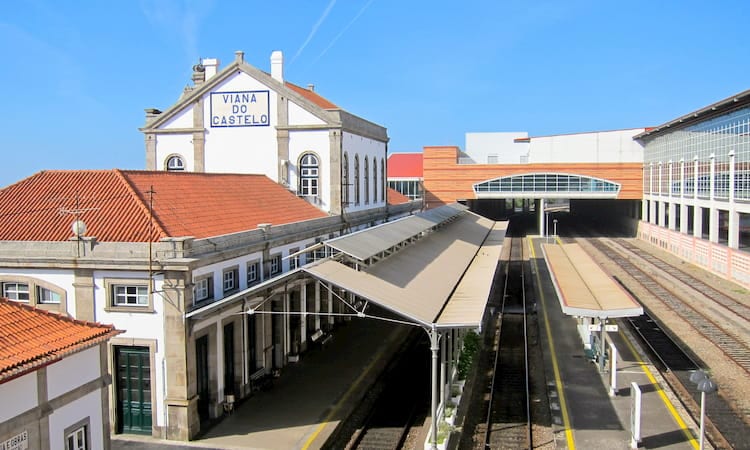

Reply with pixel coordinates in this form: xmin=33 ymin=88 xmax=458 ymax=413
xmin=250 ymin=368 xmax=273 ymax=392
xmin=311 ymin=329 xmax=333 ymax=348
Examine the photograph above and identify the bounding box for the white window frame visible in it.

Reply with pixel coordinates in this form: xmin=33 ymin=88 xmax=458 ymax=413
xmin=364 ymin=157 xmax=369 ymax=204
xmin=37 ymin=285 xmax=61 ymax=304
xmin=64 ymin=418 xmax=90 ymax=450
xmin=269 ymin=254 xmax=281 ymax=275
xmin=194 ymin=276 xmax=213 ymax=303
xmin=113 ymin=285 xmax=148 ymax=306
xmin=166 ymin=155 xmax=185 ymax=171
xmin=354 ymin=155 xmax=360 ymax=205
xmin=222 ymin=267 xmax=239 ymax=293
xmin=247 ymin=260 xmax=260 ymax=285
xmin=299 ymin=153 xmax=319 ymax=196
xmin=2 ymin=282 xmax=29 ymax=302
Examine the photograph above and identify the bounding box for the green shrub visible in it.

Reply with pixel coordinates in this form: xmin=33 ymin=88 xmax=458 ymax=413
xmin=457 ymin=330 xmax=480 ymax=380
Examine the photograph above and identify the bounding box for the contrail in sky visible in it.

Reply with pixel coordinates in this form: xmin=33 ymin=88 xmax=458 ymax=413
xmin=290 ymin=0 xmax=338 ymax=64
xmin=312 ymin=0 xmax=377 ymax=64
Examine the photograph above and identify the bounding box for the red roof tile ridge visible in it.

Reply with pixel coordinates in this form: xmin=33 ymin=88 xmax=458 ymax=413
xmin=113 ymin=169 xmax=169 ymax=240
xmin=1 ymin=297 xmax=118 ymax=331
xmin=285 ymin=81 xmax=339 ymax=109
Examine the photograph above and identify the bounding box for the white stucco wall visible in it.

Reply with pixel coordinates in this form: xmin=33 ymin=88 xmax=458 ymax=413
xmin=0 ymin=269 xmax=76 ymax=316
xmin=162 ymin=105 xmax=194 ymax=130
xmin=201 ymin=74 xmax=279 ymax=179
xmin=342 ymin=132 xmax=387 ymax=213
xmin=93 ymin=270 xmax=166 ymax=427
xmin=154 ymin=134 xmax=194 ymax=172
xmin=288 ymin=101 xmax=326 ymax=126
xmin=47 ymin=347 xmax=100 ymax=400
xmin=465 ymin=132 xmax=529 ymax=163
xmin=527 ymin=129 xmax=645 ymax=163
xmin=0 ymin=372 xmax=37 ymax=423
xmin=289 ymin=130 xmax=331 ymax=209
xmin=47 ymin=389 xmax=104 ymax=450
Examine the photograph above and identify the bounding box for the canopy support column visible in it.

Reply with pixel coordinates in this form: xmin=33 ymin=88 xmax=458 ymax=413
xmin=429 ymin=324 xmax=439 ymax=450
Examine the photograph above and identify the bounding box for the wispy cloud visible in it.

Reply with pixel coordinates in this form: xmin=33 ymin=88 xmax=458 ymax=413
xmin=139 ymin=0 xmax=214 ymax=63
xmin=311 ymin=0 xmax=377 ymax=65
xmin=290 ymin=0 xmax=338 ymax=64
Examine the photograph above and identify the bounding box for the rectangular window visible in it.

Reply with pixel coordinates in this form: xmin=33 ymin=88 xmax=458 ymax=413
xmin=270 ymin=254 xmax=281 ymax=275
xmin=289 ymin=248 xmax=299 ymax=270
xmin=223 ymin=268 xmax=238 ymax=293
xmin=113 ymin=285 xmax=148 ymax=306
xmin=66 ymin=424 xmax=88 ymax=450
xmin=37 ymin=286 xmax=61 ymax=304
xmin=194 ymin=277 xmax=213 ymax=303
xmin=247 ymin=261 xmax=260 ymax=285
xmin=3 ymin=282 xmax=30 ymax=301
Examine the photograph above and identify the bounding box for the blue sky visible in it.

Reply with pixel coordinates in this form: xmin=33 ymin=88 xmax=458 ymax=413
xmin=1 ymin=0 xmax=748 ymax=188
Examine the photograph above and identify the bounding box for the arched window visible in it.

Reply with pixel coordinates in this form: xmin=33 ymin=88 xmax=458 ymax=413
xmin=364 ymin=157 xmax=369 ymax=204
xmin=342 ymin=153 xmax=349 ymax=206
xmin=354 ymin=155 xmax=360 ymax=205
xmin=299 ymin=152 xmax=319 ymax=196
xmin=373 ymin=158 xmax=378 ymax=203
xmin=166 ymin=155 xmax=185 ymax=171
xmin=381 ymin=158 xmax=386 ymax=201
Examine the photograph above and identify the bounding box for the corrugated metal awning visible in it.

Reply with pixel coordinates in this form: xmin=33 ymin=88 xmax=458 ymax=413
xmin=303 ymin=212 xmax=506 ymax=328
xmin=325 ymin=203 xmax=467 ymax=261
xmin=542 ymin=243 xmax=643 ymax=318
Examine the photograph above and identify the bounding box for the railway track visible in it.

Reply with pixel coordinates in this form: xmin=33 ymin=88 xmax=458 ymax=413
xmin=326 ymin=329 xmax=428 ymax=450
xmin=586 ymin=238 xmax=750 ymax=375
xmin=481 ymin=236 xmax=532 ymax=449
xmin=614 ymin=238 xmax=750 ymax=321
xmin=579 ymin=237 xmax=750 ymax=448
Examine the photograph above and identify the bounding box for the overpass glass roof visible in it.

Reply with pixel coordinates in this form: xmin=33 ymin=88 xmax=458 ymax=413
xmin=473 ymin=173 xmax=621 ymax=198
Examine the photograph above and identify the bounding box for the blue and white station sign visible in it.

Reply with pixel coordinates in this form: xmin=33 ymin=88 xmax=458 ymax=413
xmin=210 ymin=90 xmax=270 ymax=127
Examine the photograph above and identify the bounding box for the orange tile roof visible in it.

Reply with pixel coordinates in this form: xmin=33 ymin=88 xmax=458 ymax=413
xmin=285 ymin=81 xmax=338 ymax=110
xmin=387 ymin=188 xmax=411 ymax=205
xmin=0 ymin=170 xmax=328 ymax=242
xmin=0 ymin=298 xmax=121 ymax=383
xmin=387 ymin=153 xmax=423 ymax=178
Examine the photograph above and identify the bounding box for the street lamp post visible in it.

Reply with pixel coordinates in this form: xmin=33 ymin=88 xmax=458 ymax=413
xmin=546 ymin=212 xmax=550 ymax=242
xmin=553 ymin=218 xmax=558 ymax=238
xmin=690 ymin=370 xmax=718 ymax=450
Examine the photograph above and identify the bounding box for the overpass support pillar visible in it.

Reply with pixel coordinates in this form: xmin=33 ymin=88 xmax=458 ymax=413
xmin=539 ymin=198 xmax=546 ymax=236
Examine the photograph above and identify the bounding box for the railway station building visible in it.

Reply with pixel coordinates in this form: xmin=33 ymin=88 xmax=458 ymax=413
xmin=140 ymin=50 xmax=389 ymax=216
xmin=0 ymin=50 xmax=421 ymax=442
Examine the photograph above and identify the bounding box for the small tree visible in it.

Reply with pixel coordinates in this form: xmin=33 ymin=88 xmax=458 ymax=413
xmin=457 ymin=330 xmax=480 ymax=380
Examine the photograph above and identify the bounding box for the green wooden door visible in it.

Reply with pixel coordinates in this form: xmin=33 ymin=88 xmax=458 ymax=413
xmin=116 ymin=346 xmax=152 ymax=434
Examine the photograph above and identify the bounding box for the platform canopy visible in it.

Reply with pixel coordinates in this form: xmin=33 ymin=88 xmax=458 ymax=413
xmin=542 ymin=243 xmax=642 ymax=318
xmin=303 ymin=208 xmax=507 ymax=329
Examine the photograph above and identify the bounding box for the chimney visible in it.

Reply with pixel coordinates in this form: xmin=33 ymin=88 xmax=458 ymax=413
xmin=307 ymin=84 xmax=315 ymax=92
xmin=235 ymin=50 xmax=244 ymax=63
xmin=202 ymin=58 xmax=220 ymax=80
xmin=191 ymin=62 xmax=205 ymax=86
xmin=271 ymin=51 xmax=283 ymax=82
xmin=144 ymin=108 xmax=162 ymax=122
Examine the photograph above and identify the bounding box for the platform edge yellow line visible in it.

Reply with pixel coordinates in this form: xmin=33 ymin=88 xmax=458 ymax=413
xmin=528 ymin=237 xmax=576 ymax=449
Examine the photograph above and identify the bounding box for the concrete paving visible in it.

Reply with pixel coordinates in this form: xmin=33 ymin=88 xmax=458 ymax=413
xmin=114 ymin=318 xmax=411 ymax=450
xmin=529 ymin=237 xmax=702 ymax=449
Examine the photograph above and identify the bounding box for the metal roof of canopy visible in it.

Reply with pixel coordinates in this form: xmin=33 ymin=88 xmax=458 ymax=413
xmin=303 ymin=212 xmax=506 ymax=328
xmin=326 ymin=203 xmax=468 ymax=262
xmin=542 ymin=243 xmax=642 ymax=318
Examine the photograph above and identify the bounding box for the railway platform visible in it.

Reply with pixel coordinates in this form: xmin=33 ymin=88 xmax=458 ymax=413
xmin=113 ymin=318 xmax=411 ymax=450
xmin=529 ymin=236 xmax=704 ymax=449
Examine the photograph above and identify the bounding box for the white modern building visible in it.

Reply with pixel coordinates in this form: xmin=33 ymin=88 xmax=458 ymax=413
xmin=464 ymin=128 xmax=645 ymax=164
xmin=637 ymin=89 xmax=750 ymax=286
xmin=0 ymin=298 xmax=121 ymax=450
xmin=141 ymin=50 xmax=389 ymax=215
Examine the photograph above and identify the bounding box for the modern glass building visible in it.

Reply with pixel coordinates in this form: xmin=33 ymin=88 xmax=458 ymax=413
xmin=636 ymin=89 xmax=750 ymax=285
